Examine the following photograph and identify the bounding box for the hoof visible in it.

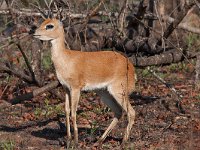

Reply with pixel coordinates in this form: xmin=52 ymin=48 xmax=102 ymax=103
xmin=58 ymin=137 xmax=68 ymax=146
xmin=121 ymin=141 xmax=132 ymax=149
xmin=58 ymin=137 xmax=75 ymax=148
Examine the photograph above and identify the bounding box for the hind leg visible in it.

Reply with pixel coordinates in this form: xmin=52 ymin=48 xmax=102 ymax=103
xmin=107 ymin=83 xmax=135 ymax=144
xmin=95 ymin=90 xmax=123 ymax=144
xmin=122 ymin=103 xmax=135 ymax=144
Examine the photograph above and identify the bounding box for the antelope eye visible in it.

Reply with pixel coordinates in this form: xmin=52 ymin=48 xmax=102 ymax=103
xmin=46 ymin=24 xmax=54 ymax=30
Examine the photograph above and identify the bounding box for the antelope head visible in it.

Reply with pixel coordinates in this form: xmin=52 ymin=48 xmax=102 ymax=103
xmin=32 ymin=18 xmax=64 ymax=41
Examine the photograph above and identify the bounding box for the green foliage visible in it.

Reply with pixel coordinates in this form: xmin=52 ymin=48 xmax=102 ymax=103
xmin=186 ymin=33 xmax=200 ymax=51
xmin=138 ymin=68 xmax=152 ymax=77
xmin=93 ymin=107 xmax=104 ymax=115
xmin=42 ymin=52 xmax=53 ymax=70
xmin=0 ymin=140 xmax=15 ymax=150
xmin=168 ymin=63 xmax=179 ymax=72
xmin=101 ymin=15 xmax=109 ymax=22
xmin=195 ymin=94 xmax=200 ymax=100
xmin=142 ymin=68 xmax=150 ymax=77
xmin=90 ymin=120 xmax=98 ymax=135
xmin=34 ymin=107 xmax=44 ymax=118
xmin=34 ymin=99 xmax=64 ymax=119
xmin=168 ymin=62 xmax=193 ymax=73
xmin=158 ymin=72 xmax=169 ymax=79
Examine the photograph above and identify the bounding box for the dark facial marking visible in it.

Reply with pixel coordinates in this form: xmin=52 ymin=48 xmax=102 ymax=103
xmin=29 ymin=25 xmax=37 ymax=34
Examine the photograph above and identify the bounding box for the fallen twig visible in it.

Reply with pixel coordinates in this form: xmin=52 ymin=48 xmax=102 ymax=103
xmin=0 ymin=62 xmax=33 ymax=83
xmin=0 ymin=84 xmax=9 ymax=100
xmin=147 ymin=67 xmax=185 ymax=113
xmin=11 ymin=80 xmax=60 ymax=104
xmin=130 ymin=50 xmax=200 ymax=67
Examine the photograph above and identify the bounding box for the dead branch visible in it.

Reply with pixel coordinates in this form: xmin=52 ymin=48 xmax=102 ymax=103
xmin=0 ymin=62 xmax=33 ymax=83
xmin=118 ymin=0 xmax=129 ymax=34
xmin=194 ymin=0 xmax=200 ymax=10
xmin=0 ymin=7 xmax=155 ymax=20
xmin=81 ymin=0 xmax=105 ymax=29
xmin=31 ymin=39 xmax=43 ymax=86
xmin=129 ymin=49 xmax=199 ymax=67
xmin=0 ymin=34 xmax=28 ymax=49
xmin=126 ymin=0 xmax=147 ymax=39
xmin=147 ymin=67 xmax=185 ymax=113
xmin=0 ymin=8 xmax=105 ymax=19
xmin=146 ymin=0 xmax=154 ymax=37
xmin=33 ymin=80 xmax=60 ymax=96
xmin=0 ymin=85 xmax=9 ymax=100
xmin=157 ymin=2 xmax=195 ymax=46
xmin=164 ymin=16 xmax=200 ymax=34
xmin=11 ymin=80 xmax=60 ymax=104
xmin=0 ymin=8 xmax=41 ymax=16
xmin=87 ymin=0 xmax=105 ymax=18
xmin=15 ymin=43 xmax=37 ymax=84
xmin=49 ymin=88 xmax=65 ymax=101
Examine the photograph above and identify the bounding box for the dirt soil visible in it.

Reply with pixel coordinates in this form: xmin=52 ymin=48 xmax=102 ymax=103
xmin=0 ymin=66 xmax=200 ymax=150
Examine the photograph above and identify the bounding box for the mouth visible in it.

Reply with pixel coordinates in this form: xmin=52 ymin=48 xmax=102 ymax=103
xmin=33 ymin=34 xmax=41 ymax=37
xmin=33 ymin=35 xmax=54 ymax=41
xmin=33 ymin=34 xmax=43 ymax=40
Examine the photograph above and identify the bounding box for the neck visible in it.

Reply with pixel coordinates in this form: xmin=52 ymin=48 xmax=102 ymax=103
xmin=51 ymin=34 xmax=67 ymax=58
xmin=51 ymin=34 xmax=65 ymax=49
xmin=51 ymin=34 xmax=67 ymax=65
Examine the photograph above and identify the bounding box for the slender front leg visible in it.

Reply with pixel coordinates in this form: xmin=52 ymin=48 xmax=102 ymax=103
xmin=65 ymin=93 xmax=71 ymax=140
xmin=70 ymin=89 xmax=81 ymax=144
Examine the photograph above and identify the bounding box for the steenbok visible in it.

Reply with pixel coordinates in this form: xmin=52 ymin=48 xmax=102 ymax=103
xmin=32 ymin=18 xmax=136 ymax=146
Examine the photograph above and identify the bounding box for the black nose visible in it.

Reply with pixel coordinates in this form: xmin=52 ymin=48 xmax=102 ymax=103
xmin=29 ymin=25 xmax=37 ymax=34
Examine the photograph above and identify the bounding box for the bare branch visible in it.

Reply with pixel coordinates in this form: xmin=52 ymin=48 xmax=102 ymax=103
xmin=193 ymin=0 xmax=200 ymax=10
xmin=81 ymin=0 xmax=105 ymax=26
xmin=0 ymin=62 xmax=33 ymax=83
xmin=31 ymin=39 xmax=43 ymax=86
xmin=15 ymin=43 xmax=37 ymax=84
xmin=0 ymin=8 xmax=41 ymax=16
xmin=129 ymin=49 xmax=199 ymax=67
xmin=164 ymin=16 xmax=200 ymax=34
xmin=157 ymin=2 xmax=195 ymax=45
xmin=11 ymin=80 xmax=60 ymax=104
xmin=118 ymin=0 xmax=129 ymax=34
xmin=147 ymin=67 xmax=184 ymax=113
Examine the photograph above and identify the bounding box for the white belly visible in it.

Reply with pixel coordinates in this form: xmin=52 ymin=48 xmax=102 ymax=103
xmin=56 ymin=72 xmax=109 ymax=91
xmin=82 ymin=82 xmax=108 ymax=91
